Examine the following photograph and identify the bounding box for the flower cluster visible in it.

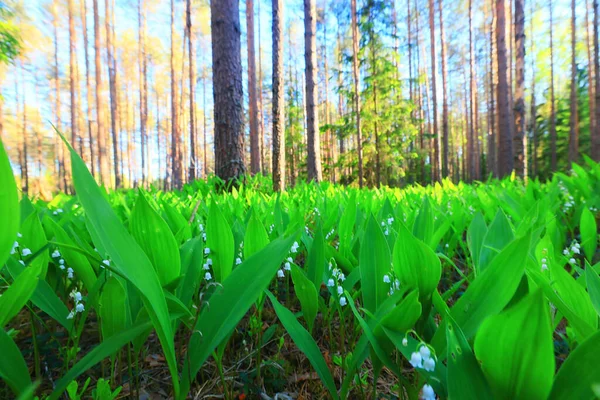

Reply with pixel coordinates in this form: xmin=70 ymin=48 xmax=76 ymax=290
xmin=199 ymin=222 xmax=207 ymax=241
xmin=325 ymin=228 xmax=335 ymax=240
xmin=421 ymin=384 xmax=436 ymax=400
xmin=277 ymin=246 xmax=297 ymax=279
xmin=52 ymin=208 xmax=64 ymax=216
xmin=540 ymin=248 xmax=549 ymax=271
xmin=67 ymin=290 xmax=85 ymax=319
xmin=203 ymin=247 xmax=213 ymax=281
xmin=380 ymin=217 xmax=394 ymax=236
xmin=382 ymin=272 xmax=400 ymax=296
xmin=563 ymin=240 xmax=581 ymax=265
xmin=409 ymin=343 xmax=436 ymax=372
xmin=327 ymin=262 xmax=347 ymax=306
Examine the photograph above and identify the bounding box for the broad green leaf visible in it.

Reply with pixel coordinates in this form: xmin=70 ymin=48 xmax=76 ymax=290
xmin=380 ymin=289 xmax=421 ymax=333
xmin=6 ymin=257 xmax=72 ymax=330
xmin=467 ymin=212 xmax=487 ymax=272
xmin=243 ymin=210 xmax=269 ymax=259
xmin=478 ymin=210 xmax=514 ymax=272
xmin=432 ymin=234 xmax=530 ymax=352
xmin=413 ymin=197 xmax=434 ymax=245
xmin=446 ymin=314 xmax=493 ymax=399
xmin=549 ymin=330 xmax=600 ymax=400
xmin=392 ymin=223 xmax=441 ymax=302
xmin=290 ymin=265 xmax=318 ymax=333
xmin=0 ymin=138 xmax=19 ymax=268
xmin=338 ymin=197 xmax=356 ymax=258
xmin=580 ymin=208 xmax=597 ymax=263
xmin=474 ymin=290 xmax=554 ymax=400
xmin=56 ymin=129 xmax=180 ymax=396
xmin=180 ymin=233 xmax=297 ymax=398
xmin=99 ymin=277 xmax=128 ymax=341
xmin=177 ymin=236 xmax=205 ymax=308
xmin=0 ymin=263 xmax=41 ymax=327
xmin=0 ymin=328 xmax=31 ymax=396
xmin=19 ymin=212 xmax=49 ymax=278
xmin=130 ymin=192 xmax=181 ymax=286
xmin=206 ymin=201 xmax=235 ymax=282
xmin=360 ymin=215 xmax=391 ymax=313
xmin=306 ymin=225 xmax=326 ymax=288
xmin=43 ymin=216 xmax=97 ymax=291
xmin=586 ymin=266 xmax=600 ymax=317
xmin=267 ymin=292 xmax=339 ymax=400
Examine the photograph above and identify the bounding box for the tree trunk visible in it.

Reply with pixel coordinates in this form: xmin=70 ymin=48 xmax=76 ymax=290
xmin=428 ymin=0 xmax=440 ymax=182
xmin=569 ymin=0 xmax=579 ymax=165
xmin=594 ymin=0 xmax=600 ymax=161
xmin=20 ymin=66 xmax=29 ymax=194
xmin=468 ymin=0 xmax=475 ymax=180
xmin=105 ymin=0 xmax=120 ymax=188
xmin=586 ymin=0 xmax=596 ymax=163
xmin=304 ymin=0 xmax=322 ymax=182
xmin=138 ymin=0 xmax=148 ymax=185
xmin=513 ymin=0 xmax=526 ymax=178
xmin=68 ymin=0 xmax=78 ymax=167
xmin=496 ymin=0 xmax=513 ymax=177
xmin=203 ymin=71 xmax=209 ymax=176
xmin=81 ymin=0 xmax=95 ymax=178
xmin=272 ymin=0 xmax=285 ymax=191
xmin=93 ymin=0 xmax=109 ymax=186
xmin=438 ymin=0 xmax=449 ymax=178
xmin=549 ymin=0 xmax=557 ymax=171
xmin=488 ymin=0 xmax=497 ymax=177
xmin=247 ymin=0 xmax=261 ymax=174
xmin=257 ymin=0 xmax=266 ymax=174
xmin=53 ymin=1 xmax=66 ymax=191
xmin=351 ymin=0 xmax=363 ymax=187
xmin=211 ymin=0 xmax=246 ymax=183
xmin=187 ymin=0 xmax=197 ymax=181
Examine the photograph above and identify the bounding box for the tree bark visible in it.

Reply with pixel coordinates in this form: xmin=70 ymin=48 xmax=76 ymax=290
xmin=569 ymin=0 xmax=579 ymax=165
xmin=272 ymin=0 xmax=285 ymax=191
xmin=93 ymin=0 xmax=109 ymax=186
xmin=438 ymin=0 xmax=449 ymax=178
xmin=247 ymin=0 xmax=261 ymax=174
xmin=514 ymin=0 xmax=526 ymax=178
xmin=211 ymin=0 xmax=246 ymax=183
xmin=68 ymin=0 xmax=78 ymax=165
xmin=496 ymin=0 xmax=513 ymax=177
xmin=187 ymin=0 xmax=197 ymax=181
xmin=304 ymin=0 xmax=322 ymax=182
xmin=105 ymin=0 xmax=120 ymax=188
xmin=468 ymin=0 xmax=476 ymax=180
xmin=428 ymin=0 xmax=440 ymax=182
xmin=549 ymin=0 xmax=557 ymax=171
xmin=488 ymin=0 xmax=497 ymax=177
xmin=594 ymin=0 xmax=600 ymax=161
xmin=170 ymin=0 xmax=182 ymax=188
xmin=351 ymin=0 xmax=363 ymax=187
xmin=138 ymin=0 xmax=148 ymax=185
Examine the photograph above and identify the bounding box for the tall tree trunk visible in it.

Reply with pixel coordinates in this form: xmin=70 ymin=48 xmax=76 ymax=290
xmin=105 ymin=0 xmax=120 ymax=188
xmin=514 ymin=0 xmax=526 ymax=178
xmin=272 ymin=0 xmax=285 ymax=191
xmin=351 ymin=0 xmax=363 ymax=187
xmin=488 ymin=0 xmax=497 ymax=177
xmin=20 ymin=66 xmax=29 ymax=194
xmin=203 ymin=70 xmax=209 ymax=176
xmin=369 ymin=21 xmax=381 ymax=187
xmin=549 ymin=0 xmax=557 ymax=171
xmin=170 ymin=0 xmax=182 ymax=188
xmin=530 ymin=0 xmax=537 ymax=176
xmin=53 ymin=1 xmax=66 ymax=191
xmin=138 ymin=0 xmax=148 ymax=185
xmin=247 ymin=0 xmax=261 ymax=174
xmin=496 ymin=0 xmax=513 ymax=177
xmin=594 ymin=0 xmax=600 ymax=161
xmin=428 ymin=0 xmax=440 ymax=182
xmin=68 ymin=0 xmax=78 ymax=168
xmin=93 ymin=0 xmax=109 ymax=186
xmin=586 ymin=0 xmax=596 ymax=162
xmin=304 ymin=0 xmax=322 ymax=182
xmin=257 ymin=0 xmax=266 ymax=174
xmin=187 ymin=0 xmax=197 ymax=181
xmin=81 ymin=0 xmax=95 ymax=178
xmin=468 ymin=0 xmax=476 ymax=180
xmin=569 ymin=0 xmax=579 ymax=165
xmin=438 ymin=0 xmax=449 ymax=178
xmin=211 ymin=0 xmax=246 ymax=183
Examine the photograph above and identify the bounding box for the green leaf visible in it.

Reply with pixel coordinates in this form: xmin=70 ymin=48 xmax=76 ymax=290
xmin=412 ymin=197 xmax=434 ymax=245
xmin=0 ymin=263 xmax=41 ymax=327
xmin=130 ymin=192 xmax=181 ymax=286
xmin=432 ymin=234 xmax=530 ymax=353
xmin=99 ymin=277 xmax=128 ymax=341
xmin=467 ymin=212 xmax=487 ymax=272
xmin=446 ymin=314 xmax=493 ymax=399
xmin=43 ymin=216 xmax=97 ymax=291
xmin=55 ymin=129 xmax=180 ymax=396
xmin=478 ymin=210 xmax=514 ymax=272
xmin=0 ymin=138 xmax=19 ymax=268
xmin=180 ymin=233 xmax=298 ymax=398
xmin=243 ymin=210 xmax=270 ymax=259
xmin=392 ymin=223 xmax=441 ymax=302
xmin=306 ymin=225 xmax=326 ymax=288
xmin=206 ymin=201 xmax=235 ymax=282
xmin=0 ymin=328 xmax=31 ymax=396
xmin=380 ymin=289 xmax=421 ymax=333
xmin=267 ymin=291 xmax=339 ymax=400
xmin=474 ymin=290 xmax=554 ymax=400
xmin=360 ymin=215 xmax=391 ymax=313
xmin=580 ymin=208 xmax=597 ymax=263
xmin=338 ymin=197 xmax=356 ymax=258
xmin=177 ymin=236 xmax=205 ymax=308
xmin=586 ymin=266 xmax=600 ymax=317
xmin=19 ymin=212 xmax=49 ymax=278
xmin=290 ymin=265 xmax=318 ymax=333
xmin=6 ymin=257 xmax=72 ymax=330
xmin=549 ymin=330 xmax=600 ymax=400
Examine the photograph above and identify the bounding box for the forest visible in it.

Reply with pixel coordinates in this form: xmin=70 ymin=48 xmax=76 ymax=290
xmin=1 ymin=0 xmax=600 ymax=399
